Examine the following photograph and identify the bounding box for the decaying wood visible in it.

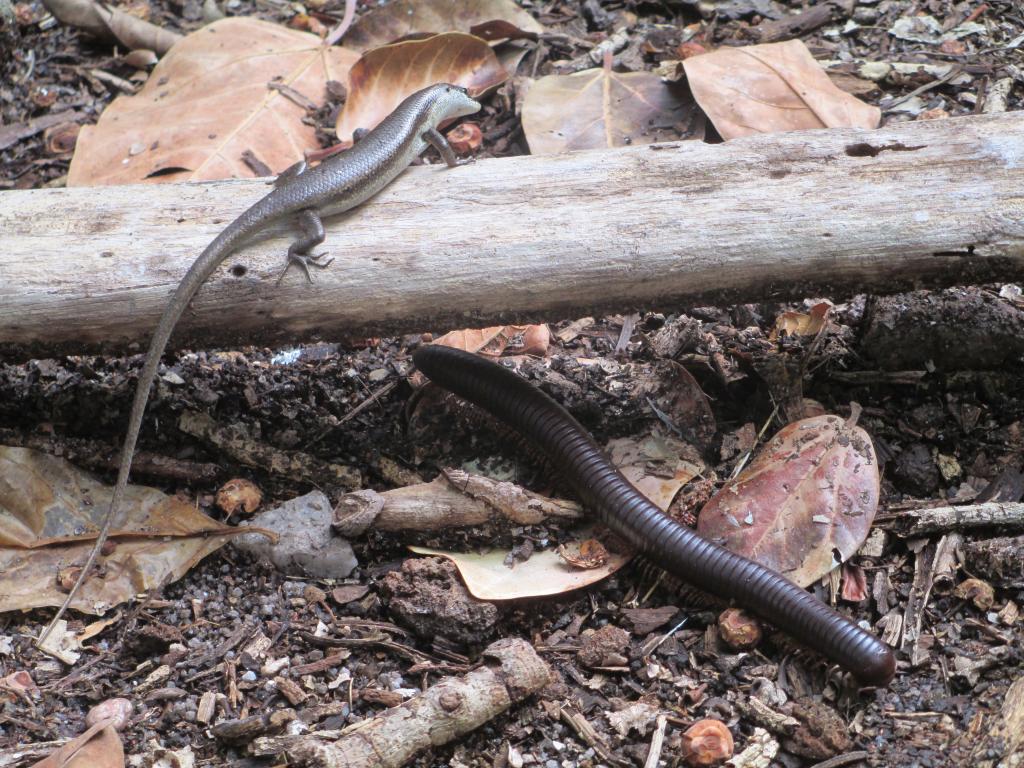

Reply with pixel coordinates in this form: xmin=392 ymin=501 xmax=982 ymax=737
xmin=901 ymin=541 xmax=936 ymax=666
xmin=962 ymin=534 xmax=1024 ymax=588
xmin=332 ymin=468 xmax=582 ymax=536
xmin=3 ymin=112 xmax=1024 ymax=359
xmin=876 ymin=500 xmax=1024 ymax=537
xmin=286 ymin=637 xmax=550 ymax=768
xmin=968 ymin=676 xmax=1024 ymax=767
xmin=931 ymin=533 xmax=963 ymax=596
xmin=177 ymin=410 xmax=360 ymax=489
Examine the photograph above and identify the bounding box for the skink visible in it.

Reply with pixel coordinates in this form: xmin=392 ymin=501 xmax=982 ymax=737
xmin=40 ymin=83 xmax=481 ymax=641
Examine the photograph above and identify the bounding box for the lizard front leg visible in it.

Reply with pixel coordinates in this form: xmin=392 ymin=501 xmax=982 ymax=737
xmin=423 ymin=127 xmax=473 ymax=168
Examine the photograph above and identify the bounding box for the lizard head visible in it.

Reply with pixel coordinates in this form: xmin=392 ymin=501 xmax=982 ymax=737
xmin=426 ymin=83 xmax=481 ymax=124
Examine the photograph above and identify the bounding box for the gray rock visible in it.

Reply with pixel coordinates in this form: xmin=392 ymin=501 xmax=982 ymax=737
xmin=234 ymin=491 xmax=357 ymax=578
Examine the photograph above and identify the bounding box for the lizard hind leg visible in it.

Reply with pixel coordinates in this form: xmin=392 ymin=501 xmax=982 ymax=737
xmin=277 ymin=208 xmax=334 ymax=285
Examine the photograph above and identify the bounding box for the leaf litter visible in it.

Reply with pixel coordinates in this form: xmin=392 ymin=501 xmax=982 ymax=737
xmin=6 ymin=0 xmax=1024 ymax=765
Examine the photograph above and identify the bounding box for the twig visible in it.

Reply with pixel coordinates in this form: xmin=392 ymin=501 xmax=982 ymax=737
xmin=643 ymin=715 xmax=668 ymax=768
xmin=883 ymin=66 xmax=963 ymax=111
xmin=807 ymin=751 xmax=870 ymax=768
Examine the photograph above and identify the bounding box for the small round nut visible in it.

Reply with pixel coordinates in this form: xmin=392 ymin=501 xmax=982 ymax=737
xmin=718 ymin=608 xmax=762 ymax=650
xmin=445 ymin=122 xmax=482 ymax=154
xmin=681 ymin=719 xmax=733 ymax=766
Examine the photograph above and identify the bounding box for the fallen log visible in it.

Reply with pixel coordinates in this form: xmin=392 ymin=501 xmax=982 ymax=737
xmin=1 ymin=111 xmax=1023 ymax=359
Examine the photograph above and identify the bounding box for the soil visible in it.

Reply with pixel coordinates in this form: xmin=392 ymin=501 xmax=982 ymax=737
xmin=1 ymin=1 xmax=1023 ymax=767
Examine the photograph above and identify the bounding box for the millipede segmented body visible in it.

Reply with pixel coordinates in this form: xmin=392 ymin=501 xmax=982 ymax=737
xmin=413 ymin=344 xmax=896 ymax=686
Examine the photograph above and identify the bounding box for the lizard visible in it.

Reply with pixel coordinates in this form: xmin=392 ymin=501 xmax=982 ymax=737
xmin=38 ymin=83 xmax=481 ymax=644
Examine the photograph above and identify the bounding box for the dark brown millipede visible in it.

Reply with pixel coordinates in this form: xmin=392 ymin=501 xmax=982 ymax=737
xmin=413 ymin=344 xmax=896 ymax=687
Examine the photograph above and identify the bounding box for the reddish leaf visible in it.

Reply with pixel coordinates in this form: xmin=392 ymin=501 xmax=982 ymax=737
xmin=841 ymin=562 xmax=868 ymax=602
xmin=335 ymin=33 xmax=507 ymax=142
xmin=697 ymin=414 xmax=879 ymax=587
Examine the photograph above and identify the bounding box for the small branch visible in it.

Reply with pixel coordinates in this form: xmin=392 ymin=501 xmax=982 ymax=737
xmin=876 ymin=501 xmax=1024 ymax=537
xmin=286 ymin=638 xmax=550 ymax=768
xmin=333 ymin=468 xmax=582 ymax=536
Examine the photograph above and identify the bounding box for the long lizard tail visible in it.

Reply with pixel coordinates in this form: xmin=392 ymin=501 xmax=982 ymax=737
xmin=38 ymin=200 xmax=276 ymax=644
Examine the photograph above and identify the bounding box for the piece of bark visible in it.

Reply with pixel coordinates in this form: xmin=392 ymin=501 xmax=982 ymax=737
xmin=287 ymin=637 xmax=550 ymax=768
xmin=876 ymin=501 xmax=1024 ymax=537
xmin=749 ymin=0 xmax=852 ymax=43
xmin=962 ymin=535 xmax=1024 ymax=588
xmin=178 ymin=410 xmax=360 ymax=489
xmin=3 ymin=112 xmax=1024 ymax=359
xmin=901 ymin=541 xmax=936 ymax=664
xmin=333 ymin=468 xmax=582 ymax=536
xmin=931 ymin=533 xmax=963 ymax=596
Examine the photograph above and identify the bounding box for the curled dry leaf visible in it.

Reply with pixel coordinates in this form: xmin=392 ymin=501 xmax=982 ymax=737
xmin=558 ymin=538 xmax=609 ymax=569
xmin=682 ymin=40 xmax=881 ymax=140
xmin=216 ymin=478 xmax=263 ymax=516
xmin=632 ymin=359 xmax=717 ymax=453
xmin=432 ymin=324 xmax=550 ymax=357
xmin=69 ymin=18 xmax=357 ymax=185
xmin=41 ymin=0 xmax=180 ymax=54
xmin=697 ymin=414 xmax=880 ymax=588
xmin=409 ymin=535 xmax=631 ymax=601
xmin=343 ymin=0 xmax=541 ymax=52
xmin=335 ymin=32 xmax=507 ymax=142
xmin=0 ymin=447 xmax=254 ymax=614
xmin=522 ymin=67 xmax=696 ymax=154
xmin=840 ymin=561 xmax=868 ymax=601
xmin=770 ymin=301 xmax=832 ymax=341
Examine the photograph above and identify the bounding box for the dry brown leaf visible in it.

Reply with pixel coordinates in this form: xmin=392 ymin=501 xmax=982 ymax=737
xmin=343 ymin=0 xmax=541 ymax=52
xmin=607 ymin=431 xmax=703 ymax=512
xmin=41 ymin=0 xmax=180 ymax=53
xmin=697 ymin=415 xmax=880 ymax=588
xmin=632 ymin=360 xmax=717 ymax=454
xmin=432 ymin=324 xmax=550 ymax=357
xmin=682 ymin=40 xmax=880 ymax=140
xmin=335 ymin=33 xmax=507 ymax=142
xmin=410 ymin=534 xmax=630 ymax=601
xmin=68 ymin=18 xmax=357 ymax=185
xmin=770 ymin=301 xmax=832 ymax=340
xmin=558 ymin=538 xmax=609 ymax=569
xmin=31 ymin=718 xmax=124 ymax=768
xmin=0 ymin=447 xmax=257 ymax=614
xmin=522 ymin=67 xmax=696 ymax=154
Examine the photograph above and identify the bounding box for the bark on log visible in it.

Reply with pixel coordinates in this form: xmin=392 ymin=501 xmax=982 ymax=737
xmin=2 ymin=112 xmax=1023 ymax=360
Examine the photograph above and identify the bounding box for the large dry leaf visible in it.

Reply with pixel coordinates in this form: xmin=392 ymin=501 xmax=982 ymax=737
xmin=410 ymin=534 xmax=631 ymax=601
xmin=696 ymin=415 xmax=880 ymax=587
xmin=0 ymin=447 xmax=249 ymax=614
xmin=409 ymin=430 xmax=701 ymax=600
xmin=68 ymin=18 xmax=357 ymax=186
xmin=335 ymin=33 xmax=506 ymax=142
xmin=344 ymin=0 xmax=541 ymax=52
xmin=521 ymin=69 xmax=697 ymax=154
xmin=682 ymin=40 xmax=880 ymax=140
